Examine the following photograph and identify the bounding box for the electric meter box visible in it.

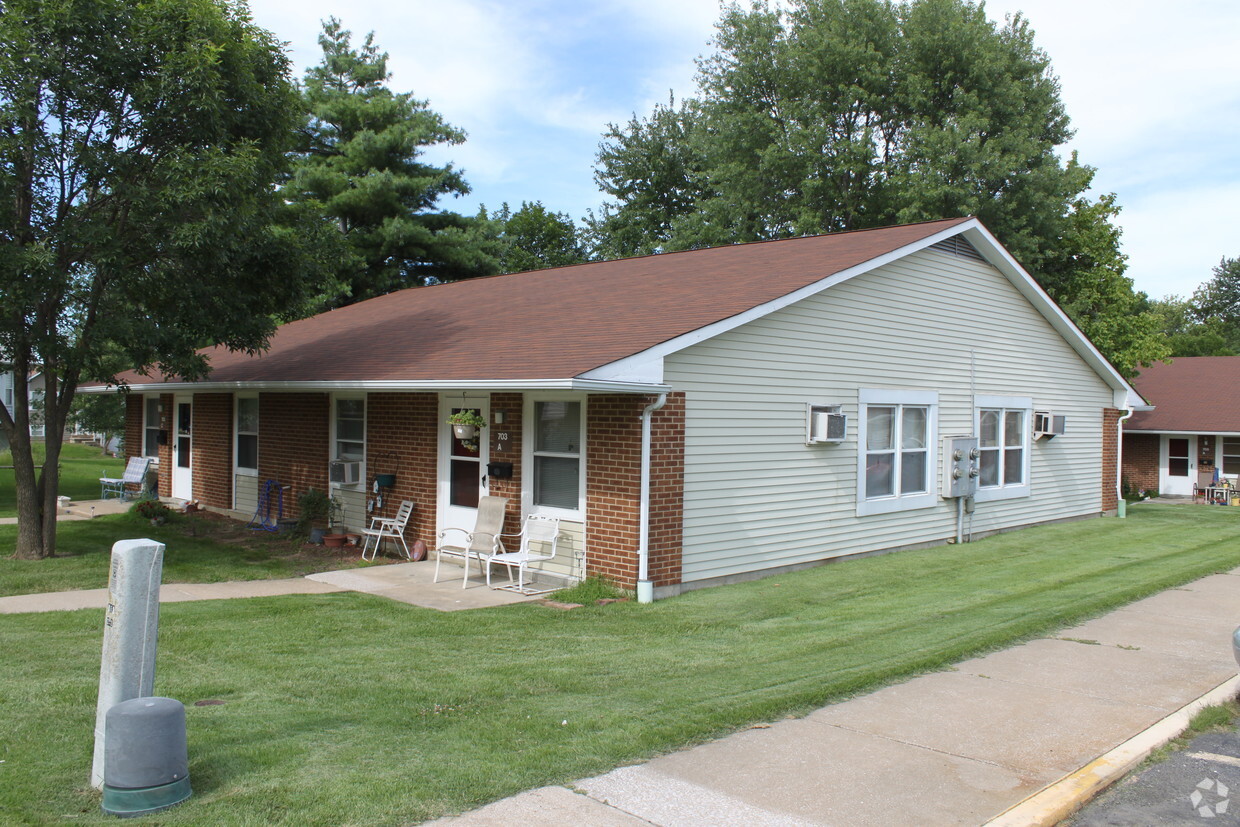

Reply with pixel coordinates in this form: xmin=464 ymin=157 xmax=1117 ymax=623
xmin=942 ymin=436 xmax=980 ymax=499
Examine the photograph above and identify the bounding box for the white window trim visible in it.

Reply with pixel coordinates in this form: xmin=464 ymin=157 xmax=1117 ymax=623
xmin=234 ymin=393 xmax=259 ymax=477
xmin=973 ymin=394 xmax=1032 ymax=502
xmin=856 ymin=389 xmax=938 ymax=516
xmin=142 ymin=394 xmax=162 ymax=461
xmin=330 ymin=393 xmax=366 ymax=489
xmin=522 ymin=393 xmax=587 ymax=519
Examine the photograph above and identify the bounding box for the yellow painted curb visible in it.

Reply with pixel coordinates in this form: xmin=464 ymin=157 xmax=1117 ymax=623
xmin=983 ymin=674 xmax=1240 ymax=827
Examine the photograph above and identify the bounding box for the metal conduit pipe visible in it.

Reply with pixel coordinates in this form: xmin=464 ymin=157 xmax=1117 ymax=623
xmin=636 ymin=392 xmax=668 ymax=604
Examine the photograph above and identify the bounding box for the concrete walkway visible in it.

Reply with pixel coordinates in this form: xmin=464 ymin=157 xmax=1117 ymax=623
xmin=0 ymin=496 xmax=131 ymax=525
xmin=433 ymin=567 xmax=1240 ymax=827
xmin=0 ymin=560 xmax=540 ymax=615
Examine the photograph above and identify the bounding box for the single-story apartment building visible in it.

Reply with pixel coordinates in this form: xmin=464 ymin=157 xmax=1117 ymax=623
xmin=94 ymin=217 xmax=1140 ymax=599
xmin=1121 ymin=356 xmax=1240 ymax=497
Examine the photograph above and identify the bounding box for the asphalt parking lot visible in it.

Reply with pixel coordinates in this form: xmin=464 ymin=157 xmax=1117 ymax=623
xmin=1066 ymin=711 xmax=1240 ymax=826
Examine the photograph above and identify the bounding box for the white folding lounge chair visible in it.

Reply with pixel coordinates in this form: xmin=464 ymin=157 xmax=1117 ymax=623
xmin=434 ymin=496 xmax=508 ymax=588
xmin=487 ymin=514 xmax=561 ymax=594
xmin=100 ymin=456 xmax=151 ymax=501
xmin=360 ymin=500 xmax=415 ymax=561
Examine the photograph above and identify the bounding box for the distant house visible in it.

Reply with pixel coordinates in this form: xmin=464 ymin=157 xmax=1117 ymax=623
xmin=89 ymin=218 xmax=1139 ymax=598
xmin=1121 ymin=357 xmax=1240 ymax=497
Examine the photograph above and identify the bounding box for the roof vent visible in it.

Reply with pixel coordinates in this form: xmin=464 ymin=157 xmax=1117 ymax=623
xmin=929 ymin=235 xmax=985 ymax=262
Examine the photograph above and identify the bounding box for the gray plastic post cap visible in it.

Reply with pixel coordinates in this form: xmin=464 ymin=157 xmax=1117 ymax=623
xmin=104 ymin=697 xmax=189 ymax=790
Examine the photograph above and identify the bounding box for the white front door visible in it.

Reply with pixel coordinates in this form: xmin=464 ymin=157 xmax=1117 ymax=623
xmin=438 ymin=395 xmax=490 ymax=532
xmin=1160 ymin=435 xmax=1196 ymax=496
xmin=172 ymin=396 xmax=193 ymax=500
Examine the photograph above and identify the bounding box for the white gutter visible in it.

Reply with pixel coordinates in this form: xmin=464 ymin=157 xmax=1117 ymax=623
xmin=636 ymin=392 xmax=668 ymax=604
xmin=79 ymin=378 xmax=672 ymax=395
xmin=1116 ymin=408 xmax=1135 ymax=516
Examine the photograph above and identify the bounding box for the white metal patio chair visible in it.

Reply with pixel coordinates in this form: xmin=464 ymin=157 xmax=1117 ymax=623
xmin=487 ymin=514 xmax=561 ymax=594
xmin=360 ymin=500 xmax=415 ymax=561
xmin=100 ymin=456 xmax=151 ymax=501
xmin=434 ymin=495 xmax=508 ymax=588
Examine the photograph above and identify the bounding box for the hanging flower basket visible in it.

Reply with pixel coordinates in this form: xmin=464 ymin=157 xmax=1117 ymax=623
xmin=447 ymin=410 xmax=486 ymax=444
xmin=452 ymin=423 xmax=478 ymax=440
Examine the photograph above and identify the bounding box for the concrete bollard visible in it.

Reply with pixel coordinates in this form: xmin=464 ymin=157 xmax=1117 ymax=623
xmin=91 ymin=539 xmax=165 ymax=790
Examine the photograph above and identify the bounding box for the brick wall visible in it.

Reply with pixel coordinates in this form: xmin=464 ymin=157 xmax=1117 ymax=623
xmin=366 ymin=392 xmax=439 ymax=548
xmin=258 ymin=393 xmax=329 ymax=519
xmin=1121 ymin=432 xmax=1160 ymax=494
xmin=585 ymin=393 xmax=685 ymax=588
xmin=487 ymin=393 xmax=524 ymax=531
xmin=124 ymin=395 xmax=143 ymax=463
xmin=191 ymin=393 xmax=232 ymax=509
xmin=155 ymin=394 xmax=173 ymax=496
xmin=1102 ymin=408 xmax=1120 ymax=512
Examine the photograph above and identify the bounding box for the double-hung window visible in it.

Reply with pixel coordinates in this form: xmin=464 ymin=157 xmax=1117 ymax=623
xmin=334 ymin=397 xmax=365 ymax=462
xmin=143 ymin=396 xmax=162 ymax=459
xmin=974 ymin=395 xmax=1031 ymax=501
xmin=857 ymin=389 xmax=938 ymax=515
xmin=235 ymin=396 xmax=259 ymax=476
xmin=529 ymin=398 xmax=584 ymax=514
xmin=1223 ymin=437 xmax=1240 ymax=476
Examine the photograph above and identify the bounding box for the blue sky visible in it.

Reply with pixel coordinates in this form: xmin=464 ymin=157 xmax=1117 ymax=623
xmin=248 ymin=0 xmax=1240 ymax=301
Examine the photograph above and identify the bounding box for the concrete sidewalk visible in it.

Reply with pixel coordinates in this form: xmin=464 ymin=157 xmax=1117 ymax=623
xmin=435 ymin=567 xmax=1240 ymax=827
xmin=0 ymin=560 xmax=539 ymax=615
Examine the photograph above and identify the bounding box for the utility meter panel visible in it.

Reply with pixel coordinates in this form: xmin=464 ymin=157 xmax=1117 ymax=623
xmin=942 ymin=436 xmax=980 ymax=498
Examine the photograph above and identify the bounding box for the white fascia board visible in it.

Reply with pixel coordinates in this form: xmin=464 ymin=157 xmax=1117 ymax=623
xmin=582 ymin=221 xmax=976 ymax=381
xmin=954 ymin=223 xmax=1140 ymax=404
xmin=1126 ymin=428 xmax=1240 ymax=436
xmin=581 ymin=218 xmax=1141 ymax=407
xmin=80 ymin=378 xmax=670 ymax=395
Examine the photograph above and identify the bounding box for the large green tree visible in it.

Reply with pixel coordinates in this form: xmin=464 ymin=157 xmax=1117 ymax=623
xmin=588 ymin=0 xmax=1166 ymax=375
xmin=0 ymin=0 xmax=320 ymax=559
xmin=486 ymin=202 xmax=587 ymax=274
xmin=287 ymin=19 xmax=499 ymax=307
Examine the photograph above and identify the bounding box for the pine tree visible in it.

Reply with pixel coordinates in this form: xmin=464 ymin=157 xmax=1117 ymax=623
xmin=288 ymin=19 xmax=499 ymax=307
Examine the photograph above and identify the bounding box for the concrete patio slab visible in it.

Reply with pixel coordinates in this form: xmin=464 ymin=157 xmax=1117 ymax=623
xmin=578 ymin=716 xmax=1037 ymax=827
xmin=808 ymin=671 xmax=1168 ymax=778
xmin=425 ymin=785 xmax=647 ymax=826
xmin=306 ymin=561 xmax=541 ymax=611
xmin=955 ymin=637 xmax=1237 ymax=710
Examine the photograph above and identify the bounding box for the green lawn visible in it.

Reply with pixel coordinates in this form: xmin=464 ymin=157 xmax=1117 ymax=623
xmin=0 ymin=442 xmax=125 ymax=518
xmin=0 ymin=509 xmax=376 ymax=596
xmin=2 ymin=504 xmax=1239 ymax=825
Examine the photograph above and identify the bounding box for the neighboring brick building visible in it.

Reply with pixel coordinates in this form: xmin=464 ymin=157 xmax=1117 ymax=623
xmin=92 ymin=218 xmax=1139 ymax=599
xmin=1123 ymin=357 xmax=1240 ymax=498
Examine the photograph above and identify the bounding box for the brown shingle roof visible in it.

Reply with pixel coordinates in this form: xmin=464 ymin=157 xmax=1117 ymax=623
xmin=1127 ymin=357 xmax=1240 ymax=432
xmin=115 ymin=218 xmax=970 ymax=387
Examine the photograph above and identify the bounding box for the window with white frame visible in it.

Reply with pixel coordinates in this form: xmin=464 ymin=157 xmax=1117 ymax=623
xmin=856 ymin=389 xmax=938 ymax=516
xmin=334 ymin=397 xmax=365 ymax=461
xmin=235 ymin=396 xmax=259 ymax=475
xmin=1223 ymin=437 xmax=1240 ymax=476
xmin=143 ymin=396 xmax=162 ymax=459
xmin=974 ymin=395 xmax=1032 ymax=501
xmin=531 ymin=399 xmax=583 ymax=512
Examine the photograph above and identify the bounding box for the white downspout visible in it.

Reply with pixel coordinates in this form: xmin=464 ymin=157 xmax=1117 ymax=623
xmin=637 ymin=392 xmax=668 ymax=604
xmin=1116 ymin=407 xmax=1134 ymax=517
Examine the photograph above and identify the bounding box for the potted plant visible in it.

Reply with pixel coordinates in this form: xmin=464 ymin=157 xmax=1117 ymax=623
xmin=447 ymin=409 xmax=487 ymax=440
xmin=297 ymin=488 xmax=342 ymax=544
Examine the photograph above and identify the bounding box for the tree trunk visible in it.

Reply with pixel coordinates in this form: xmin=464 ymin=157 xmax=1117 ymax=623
xmin=8 ymin=364 xmax=50 ymax=559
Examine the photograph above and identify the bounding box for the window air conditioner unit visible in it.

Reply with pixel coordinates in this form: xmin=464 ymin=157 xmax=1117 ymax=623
xmin=807 ymin=404 xmax=847 ymax=444
xmin=329 ymin=460 xmax=362 ymax=484
xmin=1033 ymin=411 xmax=1066 ymax=439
